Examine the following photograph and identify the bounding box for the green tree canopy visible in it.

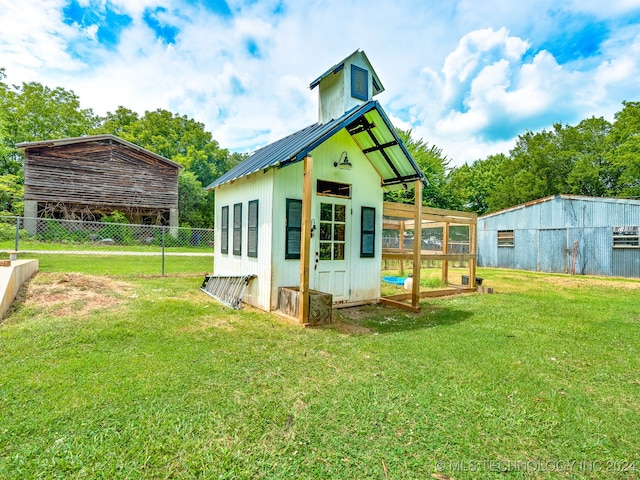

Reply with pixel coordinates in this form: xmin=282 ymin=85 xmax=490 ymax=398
xmin=609 ymin=101 xmax=640 ymax=197
xmin=0 ymin=71 xmax=98 ymax=175
xmin=97 ymin=107 xmax=245 ymax=227
xmin=448 ymin=153 xmax=507 ymax=215
xmin=479 ymin=117 xmax=618 ymax=212
xmin=386 ymin=128 xmax=460 ymax=209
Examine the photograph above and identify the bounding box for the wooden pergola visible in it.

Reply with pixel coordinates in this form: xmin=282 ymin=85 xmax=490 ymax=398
xmin=297 ymin=163 xmax=478 ymax=322
xmin=379 ymin=181 xmax=478 ymax=312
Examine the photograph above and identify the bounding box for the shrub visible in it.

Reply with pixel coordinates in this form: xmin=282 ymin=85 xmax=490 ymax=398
xmin=0 ymin=222 xmax=16 ymax=241
xmin=99 ymin=211 xmax=135 ymax=245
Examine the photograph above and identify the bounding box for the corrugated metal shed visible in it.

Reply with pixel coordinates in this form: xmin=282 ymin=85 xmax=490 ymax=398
xmin=206 ymin=100 xmax=425 ymax=189
xmin=478 ymin=195 xmax=640 ymax=277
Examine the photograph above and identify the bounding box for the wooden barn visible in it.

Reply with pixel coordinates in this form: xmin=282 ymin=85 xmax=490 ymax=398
xmin=17 ymin=135 xmax=181 ymax=230
xmin=204 ymin=50 xmax=477 ymax=323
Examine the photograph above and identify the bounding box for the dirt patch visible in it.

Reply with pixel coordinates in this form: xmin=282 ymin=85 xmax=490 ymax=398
xmin=330 ymin=322 xmax=373 ymax=335
xmin=18 ymin=272 xmax=134 ymax=318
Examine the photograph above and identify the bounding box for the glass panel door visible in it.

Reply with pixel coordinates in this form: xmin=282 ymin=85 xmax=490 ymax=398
xmin=314 ymin=200 xmax=350 ymax=302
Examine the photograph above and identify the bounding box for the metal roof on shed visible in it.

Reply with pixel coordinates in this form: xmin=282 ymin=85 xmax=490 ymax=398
xmin=207 ymin=100 xmax=425 ymax=189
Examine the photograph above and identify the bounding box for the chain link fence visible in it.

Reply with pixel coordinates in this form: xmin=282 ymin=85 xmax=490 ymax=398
xmin=0 ymin=216 xmax=214 ymax=275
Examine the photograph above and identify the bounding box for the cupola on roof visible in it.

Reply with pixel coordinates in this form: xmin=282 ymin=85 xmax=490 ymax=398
xmin=309 ymin=49 xmax=385 ymax=124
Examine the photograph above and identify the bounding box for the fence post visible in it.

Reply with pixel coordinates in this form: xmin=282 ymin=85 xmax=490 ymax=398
xmin=15 ymin=217 xmax=20 ymax=251
xmin=162 ymin=225 xmax=166 ymax=277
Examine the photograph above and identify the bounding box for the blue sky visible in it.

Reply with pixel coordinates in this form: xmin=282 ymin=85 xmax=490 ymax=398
xmin=1 ymin=0 xmax=639 ymax=166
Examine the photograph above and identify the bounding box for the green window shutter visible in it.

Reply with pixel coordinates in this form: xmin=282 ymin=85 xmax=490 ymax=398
xmin=233 ymin=203 xmax=242 ymax=255
xmin=248 ymin=200 xmax=259 ymax=258
xmin=361 ymin=206 xmax=375 ymax=258
xmin=351 ymin=64 xmax=368 ymax=101
xmin=285 ymin=199 xmax=302 ymax=259
xmin=220 ymin=206 xmax=229 ymax=254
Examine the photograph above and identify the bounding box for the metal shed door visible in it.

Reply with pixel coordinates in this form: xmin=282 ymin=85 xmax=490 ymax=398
xmin=538 ymin=229 xmax=568 ymax=273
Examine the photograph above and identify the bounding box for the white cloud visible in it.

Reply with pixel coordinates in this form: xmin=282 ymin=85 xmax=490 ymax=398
xmin=567 ymin=0 xmax=640 ymax=16
xmin=1 ymin=0 xmax=640 ymax=166
xmin=0 ymin=0 xmax=84 ymax=74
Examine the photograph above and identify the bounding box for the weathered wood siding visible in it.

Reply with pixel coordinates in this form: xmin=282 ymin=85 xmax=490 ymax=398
xmin=270 ymin=130 xmax=383 ymax=307
xmin=309 ymin=130 xmax=383 ymax=303
xmin=23 ymin=138 xmax=179 ymax=210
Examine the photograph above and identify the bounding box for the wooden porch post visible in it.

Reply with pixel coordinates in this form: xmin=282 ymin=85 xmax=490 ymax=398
xmin=441 ymin=222 xmax=449 ymax=284
xmin=299 ymin=155 xmax=313 ymax=324
xmin=469 ymin=221 xmax=477 ymax=288
xmin=399 ymin=221 xmax=405 ymax=275
xmin=412 ymin=180 xmax=422 ymax=308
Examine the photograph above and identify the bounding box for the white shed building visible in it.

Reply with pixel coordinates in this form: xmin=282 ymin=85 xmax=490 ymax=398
xmin=206 ymin=50 xmax=426 ymax=320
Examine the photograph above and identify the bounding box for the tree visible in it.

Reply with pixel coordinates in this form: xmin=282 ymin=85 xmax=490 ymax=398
xmin=564 ymin=117 xmax=616 ymax=197
xmin=386 ymin=128 xmax=460 ymax=209
xmin=0 ymin=173 xmax=23 ymax=215
xmin=97 ymin=107 xmax=245 ymax=227
xmin=448 ymin=154 xmax=508 ymax=215
xmin=99 ymin=106 xmax=139 ymax=137
xmin=0 ymin=73 xmax=98 ymax=176
xmin=609 ymin=101 xmax=640 ymax=197
xmin=486 ymin=125 xmax=577 ymax=210
xmin=177 ymin=171 xmax=209 ymax=227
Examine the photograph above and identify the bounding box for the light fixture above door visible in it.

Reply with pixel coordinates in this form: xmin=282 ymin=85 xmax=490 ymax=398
xmin=333 ymin=151 xmax=352 ymax=170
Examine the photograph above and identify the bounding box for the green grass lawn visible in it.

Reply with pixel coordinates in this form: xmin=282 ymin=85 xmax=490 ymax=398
xmin=0 ymin=239 xmax=214 ymax=254
xmin=29 ymin=253 xmax=213 ymax=277
xmin=1 ymin=263 xmax=638 ymax=479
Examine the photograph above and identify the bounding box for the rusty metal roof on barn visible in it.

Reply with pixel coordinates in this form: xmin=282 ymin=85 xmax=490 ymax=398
xmin=16 ymin=134 xmax=182 ymax=169
xmin=206 ymin=100 xmax=425 ymax=189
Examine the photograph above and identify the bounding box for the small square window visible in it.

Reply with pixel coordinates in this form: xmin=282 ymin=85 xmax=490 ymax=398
xmin=498 ymin=230 xmax=514 ymax=247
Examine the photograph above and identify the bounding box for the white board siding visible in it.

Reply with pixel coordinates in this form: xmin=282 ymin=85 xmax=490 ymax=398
xmin=215 ymin=129 xmax=386 ymax=312
xmin=271 ymin=162 xmax=305 ymax=310
xmin=310 ymin=131 xmax=383 ymax=303
xmin=269 ymin=131 xmax=383 ymax=307
xmin=214 ymin=170 xmax=274 ymax=311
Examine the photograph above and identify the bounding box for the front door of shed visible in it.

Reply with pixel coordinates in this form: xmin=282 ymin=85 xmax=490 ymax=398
xmin=313 ymin=199 xmax=350 ymax=302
